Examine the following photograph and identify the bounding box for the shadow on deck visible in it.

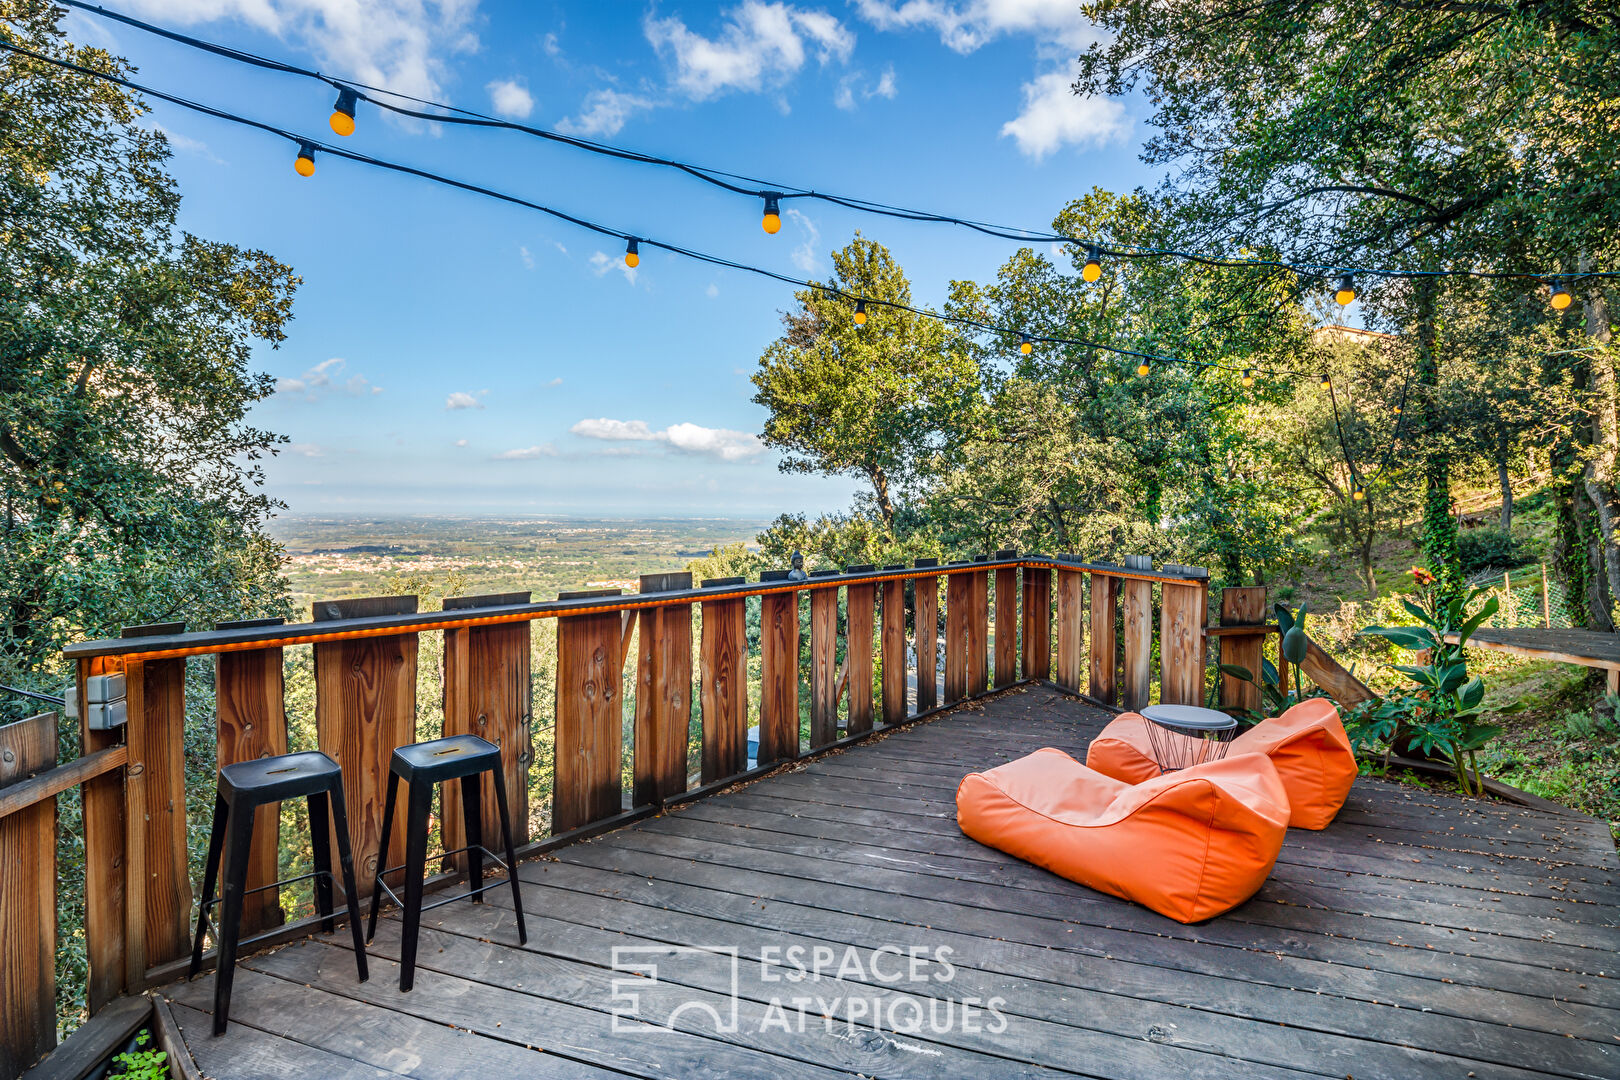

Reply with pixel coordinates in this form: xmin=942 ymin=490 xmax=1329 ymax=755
xmin=155 ymin=686 xmax=1620 ymax=1080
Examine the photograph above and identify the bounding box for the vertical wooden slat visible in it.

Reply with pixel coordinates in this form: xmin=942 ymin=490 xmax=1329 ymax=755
xmin=120 ymin=620 xmax=191 ymax=980
xmin=845 ymin=577 xmax=875 ymax=734
xmin=1161 ymin=574 xmax=1210 ymax=705
xmin=1218 ymin=586 xmax=1268 ymax=713
xmin=914 ymin=561 xmax=939 ymax=712
xmin=758 ymin=577 xmax=800 ymax=764
xmin=880 ymin=575 xmax=906 ymax=724
xmin=443 ymin=593 xmax=533 ymax=865
xmin=1022 ymin=567 xmax=1051 ymax=681
xmin=633 ymin=574 xmax=692 ymax=804
xmin=700 ymin=591 xmax=748 ymax=783
xmin=809 ymin=584 xmax=839 ymax=749
xmin=554 ymin=605 xmax=624 ymax=833
xmin=944 ymin=570 xmax=969 ymax=704
xmin=0 ymin=713 xmax=57 ymax=1077
xmin=994 ymin=566 xmax=1018 ymax=687
xmin=967 ymin=564 xmax=989 ymax=696
xmin=1120 ymin=556 xmax=1153 ymax=713
xmin=1054 ymin=567 xmax=1085 ymax=692
xmin=313 ymin=596 xmax=418 ymax=896
xmin=1089 ymin=572 xmax=1119 ymax=705
xmin=214 ymin=619 xmax=287 ymax=935
xmin=78 ymin=654 xmax=126 ymax=1013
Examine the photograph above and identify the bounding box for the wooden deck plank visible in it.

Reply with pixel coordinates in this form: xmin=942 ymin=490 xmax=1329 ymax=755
xmin=159 ymin=684 xmax=1619 ymax=1080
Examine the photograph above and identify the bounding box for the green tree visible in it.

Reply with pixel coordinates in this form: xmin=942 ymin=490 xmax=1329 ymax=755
xmin=0 ymin=0 xmax=297 ymax=686
xmin=1075 ymin=0 xmax=1620 ymax=605
xmin=752 ymin=234 xmax=978 ymax=531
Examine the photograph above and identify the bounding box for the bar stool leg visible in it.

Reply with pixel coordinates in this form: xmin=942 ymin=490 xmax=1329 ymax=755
xmin=398 ymin=779 xmax=432 ymax=993
xmin=366 ymin=770 xmax=400 ymax=944
xmin=190 ymin=793 xmax=230 ymax=979
xmin=307 ymin=788 xmax=334 ymax=934
xmin=324 ymin=780 xmax=370 ymax=984
xmin=491 ymin=769 xmax=527 ymax=946
xmin=459 ymin=771 xmax=483 ymax=903
xmin=212 ymin=805 xmax=256 ymax=1036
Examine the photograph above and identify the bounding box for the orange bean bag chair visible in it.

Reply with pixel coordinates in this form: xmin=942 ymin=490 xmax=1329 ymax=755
xmin=1087 ymin=697 xmax=1356 ymax=830
xmin=956 ymin=748 xmax=1289 ymax=923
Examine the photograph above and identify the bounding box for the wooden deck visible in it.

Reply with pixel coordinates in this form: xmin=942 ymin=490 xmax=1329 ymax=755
xmin=1446 ymin=627 xmax=1620 ymax=693
xmin=154 ymin=685 xmax=1620 ymax=1080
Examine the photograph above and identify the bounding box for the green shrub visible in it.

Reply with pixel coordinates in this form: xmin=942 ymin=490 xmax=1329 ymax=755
xmin=1456 ymin=529 xmax=1538 ymax=576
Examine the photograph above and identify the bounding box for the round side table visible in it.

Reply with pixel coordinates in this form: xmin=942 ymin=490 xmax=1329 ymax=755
xmin=1141 ymin=704 xmax=1240 ymax=773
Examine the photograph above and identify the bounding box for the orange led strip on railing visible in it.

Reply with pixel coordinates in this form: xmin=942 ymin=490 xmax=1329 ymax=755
xmin=63 ymin=556 xmax=1207 ymax=663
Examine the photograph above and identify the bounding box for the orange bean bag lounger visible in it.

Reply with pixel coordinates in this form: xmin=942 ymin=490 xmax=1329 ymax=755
xmin=1086 ymin=697 xmax=1356 ymax=830
xmin=956 ymin=748 xmax=1289 ymax=923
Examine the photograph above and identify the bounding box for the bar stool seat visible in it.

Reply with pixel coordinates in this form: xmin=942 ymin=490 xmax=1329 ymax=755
xmin=366 ymin=734 xmax=527 ymax=991
xmin=191 ymin=750 xmax=369 ymax=1035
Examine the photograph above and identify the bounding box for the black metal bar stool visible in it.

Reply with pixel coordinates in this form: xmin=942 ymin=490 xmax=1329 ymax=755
xmin=366 ymin=734 xmax=527 ymax=991
xmin=190 ymin=750 xmax=369 ymax=1035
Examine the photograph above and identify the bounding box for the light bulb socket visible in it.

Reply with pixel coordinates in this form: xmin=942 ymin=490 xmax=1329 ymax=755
xmin=333 ymin=87 xmax=358 ymax=120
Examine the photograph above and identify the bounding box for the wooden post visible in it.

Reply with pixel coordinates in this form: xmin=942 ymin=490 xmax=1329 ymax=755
xmin=914 ymin=560 xmax=939 ymax=711
xmin=1120 ymin=556 xmax=1153 ymax=712
xmin=1 ymin=713 xmax=57 ymax=1077
xmin=1021 ymin=566 xmax=1051 ymax=681
xmin=443 ymin=593 xmax=533 ymax=867
xmin=1542 ymin=566 xmax=1551 ymax=628
xmin=1088 ymin=571 xmax=1119 ymax=705
xmin=1055 ymin=566 xmax=1085 ymax=692
xmin=554 ymin=595 xmax=625 ymax=833
xmin=1160 ymin=570 xmax=1210 ymax=706
xmin=78 ymin=653 xmax=126 ymax=1013
xmin=967 ymin=563 xmax=989 ymax=696
xmin=120 ymin=622 xmax=192 ymax=981
xmin=700 ymin=583 xmax=748 ymax=783
xmin=944 ymin=570 xmax=969 ymax=703
xmin=844 ymin=571 xmax=876 ymax=734
xmin=758 ymin=574 xmax=800 ymax=764
xmin=214 ymin=619 xmax=288 ymax=935
xmin=1217 ymin=587 xmax=1268 ymax=713
xmin=314 ymin=596 xmax=419 ymax=895
xmin=1502 ymin=571 xmax=1513 ymax=627
xmin=809 ymin=583 xmax=839 ymax=749
xmin=994 ymin=565 xmax=1018 ymax=688
xmin=632 ymin=575 xmax=692 ymax=804
xmin=880 ymin=574 xmax=907 ymax=724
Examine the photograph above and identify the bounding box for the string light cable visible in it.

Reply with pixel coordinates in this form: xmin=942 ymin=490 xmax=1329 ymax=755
xmin=50 ymin=0 xmax=1617 ymax=292
xmin=3 ymin=37 xmax=1320 ymax=387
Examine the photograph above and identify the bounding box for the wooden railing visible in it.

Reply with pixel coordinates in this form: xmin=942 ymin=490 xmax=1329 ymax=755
xmin=1 ymin=552 xmax=1210 ymax=1078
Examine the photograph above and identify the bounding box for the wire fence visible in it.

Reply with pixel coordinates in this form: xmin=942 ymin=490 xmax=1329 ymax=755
xmin=1474 ymin=567 xmax=1576 ymax=629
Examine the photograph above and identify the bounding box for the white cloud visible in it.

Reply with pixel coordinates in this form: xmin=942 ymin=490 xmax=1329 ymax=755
xmin=153 ymin=123 xmax=224 ymax=164
xmin=589 ymin=250 xmax=638 ymax=284
xmin=854 ymin=0 xmax=1093 ymax=53
xmin=547 ymin=377 xmax=564 ymax=387
xmin=784 ymin=208 xmax=820 ymax=272
xmin=493 ymin=444 xmax=559 ymax=460
xmin=834 ymin=64 xmax=898 ymax=110
xmin=645 ymin=1 xmax=855 ymax=101
xmin=128 ymin=1 xmax=479 ymax=105
xmin=519 ymin=245 xmax=534 ymax=269
xmin=556 ymin=88 xmax=655 ymax=137
xmin=454 ymin=439 xmax=469 ymax=446
xmin=572 ymin=417 xmax=764 ymax=461
xmin=706 ymin=283 xmax=720 ymax=298
xmin=1000 ymin=71 xmax=1129 ymax=159
xmin=487 ymin=78 xmax=534 ymax=119
xmin=445 ymin=390 xmax=485 ymax=410
xmin=275 ymin=357 xmax=381 ymax=401
xmin=287 ymin=442 xmax=324 ymax=457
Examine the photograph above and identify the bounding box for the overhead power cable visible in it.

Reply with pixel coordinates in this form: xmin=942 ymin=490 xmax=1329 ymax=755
xmin=53 ymin=0 xmax=1617 ymax=289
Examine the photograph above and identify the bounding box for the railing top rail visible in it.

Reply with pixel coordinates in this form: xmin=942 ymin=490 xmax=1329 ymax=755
xmin=63 ymin=554 xmax=1208 ymax=662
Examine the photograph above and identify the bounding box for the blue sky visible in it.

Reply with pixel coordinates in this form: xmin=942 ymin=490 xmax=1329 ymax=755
xmin=72 ymin=1 xmax=1159 ymax=516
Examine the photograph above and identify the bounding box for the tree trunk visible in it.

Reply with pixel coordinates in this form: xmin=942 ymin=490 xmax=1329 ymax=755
xmin=1413 ymin=273 xmax=1462 ymax=600
xmin=869 ymin=466 xmax=895 ymax=530
xmin=1578 ymin=260 xmax=1619 ymax=626
xmin=1498 ymin=458 xmax=1513 ymax=533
